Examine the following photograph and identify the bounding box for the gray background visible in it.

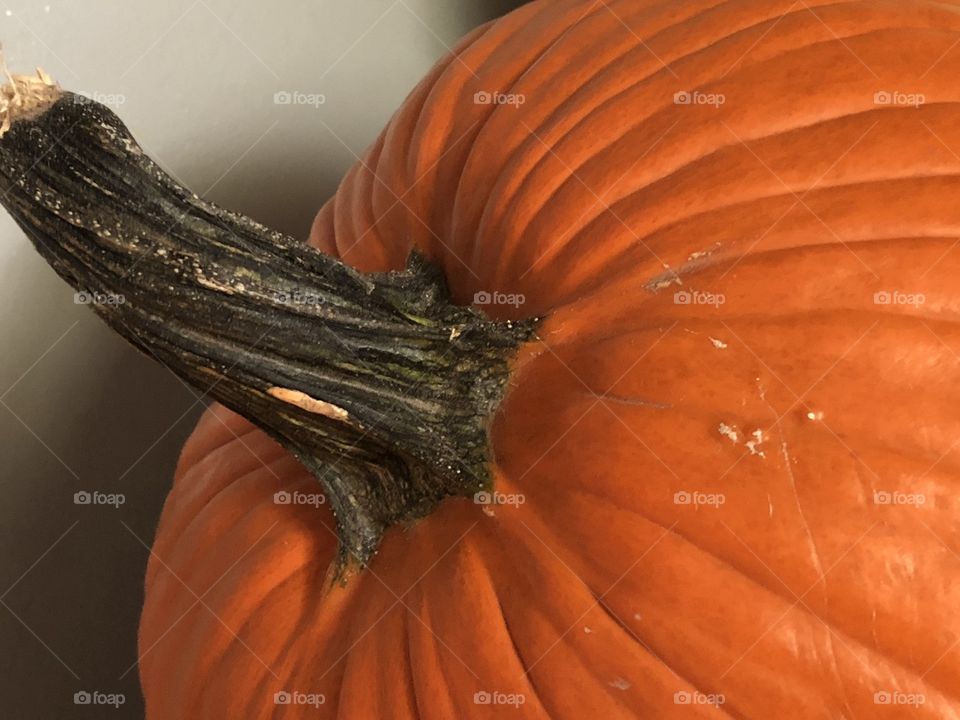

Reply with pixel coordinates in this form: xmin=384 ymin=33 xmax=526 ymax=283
xmin=0 ymin=1 xmax=523 ymax=717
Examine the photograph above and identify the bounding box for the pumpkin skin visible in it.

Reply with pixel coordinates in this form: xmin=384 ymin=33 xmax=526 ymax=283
xmin=139 ymin=0 xmax=960 ymax=717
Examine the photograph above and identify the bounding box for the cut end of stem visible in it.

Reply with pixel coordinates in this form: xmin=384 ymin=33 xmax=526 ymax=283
xmin=0 ymin=65 xmax=60 ymax=138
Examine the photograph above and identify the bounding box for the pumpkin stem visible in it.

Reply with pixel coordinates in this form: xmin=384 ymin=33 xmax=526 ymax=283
xmin=0 ymin=87 xmax=537 ymax=570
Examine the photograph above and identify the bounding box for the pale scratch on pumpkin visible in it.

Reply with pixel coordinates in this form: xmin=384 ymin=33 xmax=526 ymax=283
xmin=709 ymin=337 xmax=727 ymax=349
xmin=609 ymin=678 xmax=631 ymax=690
xmin=267 ymin=387 xmax=350 ymax=422
xmin=779 ymin=436 xmax=825 ymax=578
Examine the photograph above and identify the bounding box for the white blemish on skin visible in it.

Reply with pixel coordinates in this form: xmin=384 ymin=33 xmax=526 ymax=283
xmin=767 ymin=494 xmax=774 ymax=518
xmin=583 ymin=627 xmax=592 ymax=634
xmin=806 ymin=410 xmax=824 ymax=421
xmin=609 ymin=678 xmax=631 ymax=691
xmin=647 ymin=275 xmax=682 ymax=291
xmin=709 ymin=337 xmax=727 ymax=349
xmin=745 ymin=429 xmax=766 ymax=458
xmin=267 ymin=387 xmax=350 ymax=422
xmin=633 ymin=613 xmax=641 ymax=621
xmin=718 ymin=423 xmax=740 ymax=443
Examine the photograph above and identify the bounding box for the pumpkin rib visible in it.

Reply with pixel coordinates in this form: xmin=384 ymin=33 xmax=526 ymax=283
xmin=492 ymin=595 xmax=552 ymax=717
xmin=200 ymin=565 xmax=325 ymax=720
xmin=154 ymin=447 xmax=306 ymax=577
xmin=174 ymin=405 xmax=264 ymax=471
xmin=332 ymin=135 xmax=389 ymax=265
xmin=484 ymin=471 xmax=728 ymax=715
xmin=146 ymin=515 xmax=326 ymax=718
xmin=404 ymin=578 xmax=464 ymax=720
xmin=144 ymin=447 xmax=308 ymax=620
xmin=480 ymin=13 xmax=946 ymax=280
xmin=456 ymin=532 xmax=554 ymax=718
xmin=532 ymin=236 xmax=960 ymax=337
xmin=500 ymin=29 xmax=960 ymax=286
xmin=547 ymin=128 xmax=960 ymax=280
xmin=447 ymin=0 xmax=615 ymax=232
xmin=350 ymin=21 xmax=498 ymax=269
xmin=465 ymin=0 xmax=854 ymax=263
xmin=461 ymin=0 xmax=738 ymax=272
xmin=482 ymin=509 xmax=731 ymax=719
xmin=533 ymin=105 xmax=960 ymax=287
xmin=517 ymin=484 xmax=960 ymax=714
xmin=519 ymin=477 xmax=960 ymax=707
xmin=552 ymin=377 xmax=960 ymax=480
xmin=423 ymin=2 xmax=617 ymax=286
xmin=401 ymin=606 xmax=423 ymax=720
xmin=384 ymin=1 xmax=579 ymax=273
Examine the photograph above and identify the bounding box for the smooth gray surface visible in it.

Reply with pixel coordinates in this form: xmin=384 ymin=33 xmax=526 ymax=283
xmin=0 ymin=2 xmax=524 ymax=717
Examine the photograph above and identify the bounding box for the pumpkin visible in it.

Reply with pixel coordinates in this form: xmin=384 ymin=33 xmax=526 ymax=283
xmin=3 ymin=0 xmax=960 ymax=717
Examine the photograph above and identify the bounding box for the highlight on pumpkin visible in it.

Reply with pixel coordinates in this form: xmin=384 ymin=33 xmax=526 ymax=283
xmin=3 ymin=0 xmax=960 ymax=718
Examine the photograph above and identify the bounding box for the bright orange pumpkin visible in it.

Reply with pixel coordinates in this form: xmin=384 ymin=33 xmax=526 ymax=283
xmin=138 ymin=0 xmax=960 ymax=717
